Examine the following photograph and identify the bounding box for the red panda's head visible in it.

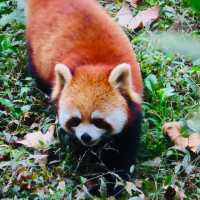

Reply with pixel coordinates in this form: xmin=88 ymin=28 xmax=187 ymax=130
xmin=51 ymin=63 xmax=141 ymax=146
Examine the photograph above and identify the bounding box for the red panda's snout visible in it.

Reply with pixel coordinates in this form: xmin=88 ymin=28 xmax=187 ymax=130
xmin=52 ymin=63 xmax=142 ymax=146
xmin=58 ymin=108 xmax=128 ymax=146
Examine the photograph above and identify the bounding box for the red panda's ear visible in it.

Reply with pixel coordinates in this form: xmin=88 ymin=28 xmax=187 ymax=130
xmin=51 ymin=63 xmax=72 ymax=101
xmin=109 ymin=63 xmax=142 ymax=104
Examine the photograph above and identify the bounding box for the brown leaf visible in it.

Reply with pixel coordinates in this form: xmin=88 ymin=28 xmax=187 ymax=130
xmin=34 ymin=186 xmax=49 ymax=195
xmin=174 ymin=185 xmax=186 ymax=200
xmin=17 ymin=125 xmax=56 ymax=149
xmin=188 ymin=133 xmax=200 ymax=152
xmin=17 ymin=171 xmax=32 ymax=182
xmin=116 ymin=2 xmax=160 ymax=29
xmin=116 ymin=3 xmax=133 ymax=27
xmin=134 ymin=179 xmax=143 ymax=188
xmin=163 ymin=122 xmax=182 ymax=140
xmin=30 ymin=122 xmax=39 ymax=129
xmin=163 ymin=122 xmax=200 ymax=153
xmin=57 ymin=181 xmax=66 ymax=190
xmin=163 ymin=122 xmax=187 ymax=150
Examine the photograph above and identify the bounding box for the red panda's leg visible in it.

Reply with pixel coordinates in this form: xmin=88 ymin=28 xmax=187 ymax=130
xmin=100 ymin=109 xmax=142 ymax=197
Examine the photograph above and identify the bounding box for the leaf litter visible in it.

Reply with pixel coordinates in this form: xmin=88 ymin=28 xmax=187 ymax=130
xmin=17 ymin=125 xmax=57 ymax=150
xmin=163 ymin=122 xmax=200 ymax=153
xmin=116 ymin=2 xmax=160 ymax=29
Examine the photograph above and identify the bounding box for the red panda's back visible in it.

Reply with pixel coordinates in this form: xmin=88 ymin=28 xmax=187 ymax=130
xmin=27 ymin=0 xmax=143 ymax=95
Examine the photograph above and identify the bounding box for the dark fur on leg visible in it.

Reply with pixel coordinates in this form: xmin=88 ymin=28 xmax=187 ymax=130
xmin=100 ymin=111 xmax=142 ymax=197
xmin=27 ymin=44 xmax=52 ymax=95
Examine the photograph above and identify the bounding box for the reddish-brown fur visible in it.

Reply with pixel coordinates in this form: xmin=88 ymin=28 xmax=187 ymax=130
xmin=26 ymin=0 xmax=143 ymax=95
xmin=60 ymin=65 xmax=127 ymax=120
xmin=27 ymin=2 xmax=143 ymax=194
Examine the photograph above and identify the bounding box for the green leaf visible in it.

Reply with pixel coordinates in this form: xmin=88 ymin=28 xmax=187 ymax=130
xmin=190 ymin=0 xmax=200 ymax=11
xmin=0 ymin=97 xmax=14 ymax=109
xmin=20 ymin=87 xmax=30 ymax=96
xmin=0 ymin=9 xmax=25 ymax=26
xmin=0 ymin=0 xmax=25 ymax=26
xmin=128 ymin=197 xmax=144 ymax=200
xmin=144 ymin=74 xmax=158 ymax=92
xmin=80 ymin=176 xmax=87 ymax=184
xmin=21 ymin=105 xmax=31 ymax=113
xmin=186 ymin=112 xmax=200 ymax=132
xmin=141 ymin=157 xmax=161 ymax=167
xmin=159 ymin=85 xmax=175 ymax=98
xmin=191 ymin=66 xmax=200 ymax=73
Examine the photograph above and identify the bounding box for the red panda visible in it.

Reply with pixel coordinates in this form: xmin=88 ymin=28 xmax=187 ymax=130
xmin=27 ymin=0 xmax=143 ymax=196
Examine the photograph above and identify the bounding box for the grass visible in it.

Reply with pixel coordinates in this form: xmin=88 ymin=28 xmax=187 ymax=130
xmin=0 ymin=0 xmax=200 ymax=199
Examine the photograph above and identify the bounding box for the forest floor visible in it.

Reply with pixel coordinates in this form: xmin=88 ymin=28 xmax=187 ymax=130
xmin=0 ymin=0 xmax=200 ymax=199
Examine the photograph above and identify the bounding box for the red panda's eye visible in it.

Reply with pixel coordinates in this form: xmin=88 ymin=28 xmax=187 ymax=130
xmin=67 ymin=117 xmax=81 ymax=128
xmin=92 ymin=118 xmax=112 ymax=130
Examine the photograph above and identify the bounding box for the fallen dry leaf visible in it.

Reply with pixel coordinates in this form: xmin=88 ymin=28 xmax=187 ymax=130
xmin=34 ymin=186 xmax=49 ymax=195
xmin=188 ymin=133 xmax=200 ymax=152
xmin=174 ymin=185 xmax=186 ymax=200
xmin=134 ymin=179 xmax=143 ymax=188
xmin=30 ymin=122 xmax=39 ymax=129
xmin=163 ymin=122 xmax=200 ymax=153
xmin=17 ymin=125 xmax=56 ymax=149
xmin=116 ymin=2 xmax=160 ymax=29
xmin=57 ymin=180 xmax=66 ymax=190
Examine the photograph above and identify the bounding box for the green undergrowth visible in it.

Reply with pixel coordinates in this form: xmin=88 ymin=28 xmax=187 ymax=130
xmin=0 ymin=0 xmax=199 ymax=199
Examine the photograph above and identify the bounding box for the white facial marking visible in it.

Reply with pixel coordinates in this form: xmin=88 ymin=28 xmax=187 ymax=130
xmin=106 ymin=109 xmax=127 ymax=134
xmin=58 ymin=104 xmax=81 ymax=129
xmin=59 ymin=110 xmax=71 ymax=128
xmin=92 ymin=109 xmax=127 ymax=134
xmin=91 ymin=111 xmax=103 ymax=119
xmin=74 ymin=123 xmax=105 ymax=143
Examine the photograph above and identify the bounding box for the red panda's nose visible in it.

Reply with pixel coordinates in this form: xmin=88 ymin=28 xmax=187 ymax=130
xmin=81 ymin=133 xmax=92 ymax=144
